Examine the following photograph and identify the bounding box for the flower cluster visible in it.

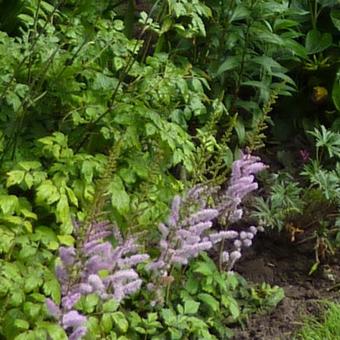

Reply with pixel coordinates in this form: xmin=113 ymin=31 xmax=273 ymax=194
xmin=210 ymin=225 xmax=260 ymax=270
xmin=217 ymin=151 xmax=267 ymax=222
xmin=148 ymin=152 xmax=267 ymax=289
xmin=46 ymin=221 xmax=148 ymax=339
xmin=147 ymin=195 xmax=219 ymax=273
xmin=46 ymin=151 xmax=267 ymax=335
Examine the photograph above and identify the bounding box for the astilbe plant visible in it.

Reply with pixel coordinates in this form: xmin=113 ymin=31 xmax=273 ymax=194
xmin=46 ymin=151 xmax=267 ymax=334
xmin=147 ymin=152 xmax=267 ymax=301
xmin=46 ymin=221 xmax=149 ymax=339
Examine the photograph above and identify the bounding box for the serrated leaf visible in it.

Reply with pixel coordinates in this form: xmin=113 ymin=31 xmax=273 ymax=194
xmin=43 ymin=275 xmax=61 ymax=304
xmin=19 ymin=245 xmax=37 ymax=258
xmin=160 ymin=308 xmax=176 ymax=325
xmin=56 ymin=194 xmax=70 ymax=224
xmin=36 ymin=181 xmax=60 ymax=205
xmin=14 ymin=319 xmax=29 ymax=330
xmin=193 ymin=260 xmax=215 ymax=276
xmin=184 ymin=300 xmax=200 ymax=314
xmin=101 ymin=313 xmax=113 ymax=333
xmin=110 ymin=176 xmax=130 ymax=215
xmin=34 ymin=226 xmax=58 ymax=245
xmin=20 ymin=209 xmax=37 ymax=220
xmin=0 ymin=195 xmax=19 ymax=215
xmin=19 ymin=161 xmax=41 ymax=171
xmin=10 ymin=290 xmax=25 ymax=306
xmin=23 ymin=302 xmax=41 ymax=320
xmin=57 ymin=235 xmax=74 ymax=246
xmin=6 ymin=170 xmax=25 ymax=187
xmin=24 ymin=173 xmax=34 ymax=189
xmin=3 ymin=216 xmax=23 ymax=225
xmin=102 ymin=300 xmax=119 ymax=313
xmin=24 ymin=271 xmax=43 ymax=292
xmin=83 ymin=294 xmax=99 ymax=313
xmin=112 ymin=312 xmax=128 ymax=333
xmin=222 ymin=296 xmax=240 ymax=319
xmin=65 ymin=186 xmax=78 ymax=207
xmin=39 ymin=322 xmax=68 ymax=340
xmin=197 ymin=293 xmax=219 ymax=312
xmin=185 ymin=275 xmax=199 ymax=294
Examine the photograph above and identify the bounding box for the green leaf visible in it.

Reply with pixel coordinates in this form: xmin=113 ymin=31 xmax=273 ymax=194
xmin=81 ymin=160 xmax=94 ymax=183
xmin=110 ymin=176 xmax=130 ymax=215
xmin=102 ymin=300 xmax=119 ymax=313
xmin=37 ymin=322 xmax=67 ymax=340
xmin=19 ymin=161 xmax=41 ymax=171
xmin=197 ymin=293 xmax=219 ymax=312
xmin=19 ymin=245 xmax=37 ymax=259
xmin=331 ymin=9 xmax=340 ymax=31
xmin=36 ymin=181 xmax=60 ymax=205
xmin=101 ymin=313 xmax=113 ymax=333
xmin=235 ymin=118 xmax=246 ymax=145
xmin=83 ymin=294 xmax=99 ymax=313
xmin=161 ymin=308 xmax=177 ymax=325
xmin=332 ymin=70 xmax=340 ymax=111
xmin=56 ymin=193 xmax=70 ymax=224
xmin=0 ymin=195 xmax=19 ymax=215
xmin=14 ymin=319 xmax=29 ymax=330
xmin=305 ymin=29 xmax=332 ymax=54
xmin=24 ymin=271 xmax=43 ymax=292
xmin=65 ymin=186 xmax=78 ymax=207
xmin=6 ymin=170 xmax=25 ymax=187
xmin=222 ymin=296 xmax=240 ymax=319
xmin=43 ymin=272 xmax=61 ymax=303
xmin=193 ymin=260 xmax=215 ymax=276
xmin=23 ymin=302 xmax=41 ymax=320
xmin=185 ymin=275 xmax=199 ymax=294
xmin=112 ymin=312 xmax=129 ymax=333
xmin=20 ymin=209 xmax=37 ymax=220
xmin=11 ymin=290 xmax=25 ymax=306
xmin=216 ymin=56 xmax=239 ymax=76
xmin=184 ymin=300 xmax=200 ymax=314
xmin=34 ymin=226 xmax=58 ymax=246
xmin=57 ymin=235 xmax=74 ymax=246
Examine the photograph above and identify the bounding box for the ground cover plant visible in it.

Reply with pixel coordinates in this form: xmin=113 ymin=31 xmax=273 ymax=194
xmin=0 ymin=0 xmax=339 ymax=339
xmin=295 ymin=301 xmax=340 ymax=340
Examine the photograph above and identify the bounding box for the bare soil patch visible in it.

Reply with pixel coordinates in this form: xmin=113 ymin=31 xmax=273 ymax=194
xmin=233 ymin=233 xmax=340 ymax=340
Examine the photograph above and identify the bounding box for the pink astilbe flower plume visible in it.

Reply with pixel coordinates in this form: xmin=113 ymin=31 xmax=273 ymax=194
xmin=46 ymin=220 xmax=148 ymax=339
xmin=147 ymin=152 xmax=267 ymax=300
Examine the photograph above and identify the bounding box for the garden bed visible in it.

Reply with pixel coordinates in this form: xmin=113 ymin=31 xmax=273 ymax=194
xmin=233 ymin=234 xmax=340 ymax=339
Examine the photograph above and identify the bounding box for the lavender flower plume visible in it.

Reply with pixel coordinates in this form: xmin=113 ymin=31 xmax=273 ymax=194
xmin=62 ymin=292 xmax=81 ymax=311
xmin=217 ymin=151 xmax=267 ymax=223
xmin=168 ymin=195 xmax=181 ymax=227
xmin=88 ymin=274 xmax=105 ymax=293
xmin=186 ymin=209 xmax=219 ymax=225
xmin=48 ymin=220 xmax=148 ymax=339
xmin=209 ymin=231 xmax=239 ymax=244
xmin=45 ymin=298 xmax=61 ymax=319
xmin=228 ymin=250 xmax=242 ymax=270
xmin=243 ymin=239 xmax=252 ymax=247
xmin=63 ymin=310 xmax=87 ymax=329
xmin=59 ymin=247 xmax=76 ymax=266
xmin=69 ymin=327 xmax=87 ymax=340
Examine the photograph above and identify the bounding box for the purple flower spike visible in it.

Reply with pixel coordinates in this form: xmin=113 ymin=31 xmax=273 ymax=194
xmin=59 ymin=247 xmax=76 ymax=266
xmin=62 ymin=310 xmax=87 ymax=329
xmin=45 ymin=298 xmax=61 ymax=319
xmin=168 ymin=195 xmax=181 ymax=227
xmin=62 ymin=292 xmax=81 ymax=311
xmin=69 ymin=326 xmax=87 ymax=340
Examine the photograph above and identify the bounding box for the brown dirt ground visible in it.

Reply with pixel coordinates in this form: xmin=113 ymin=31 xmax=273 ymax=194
xmin=232 ymin=233 xmax=340 ymax=340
